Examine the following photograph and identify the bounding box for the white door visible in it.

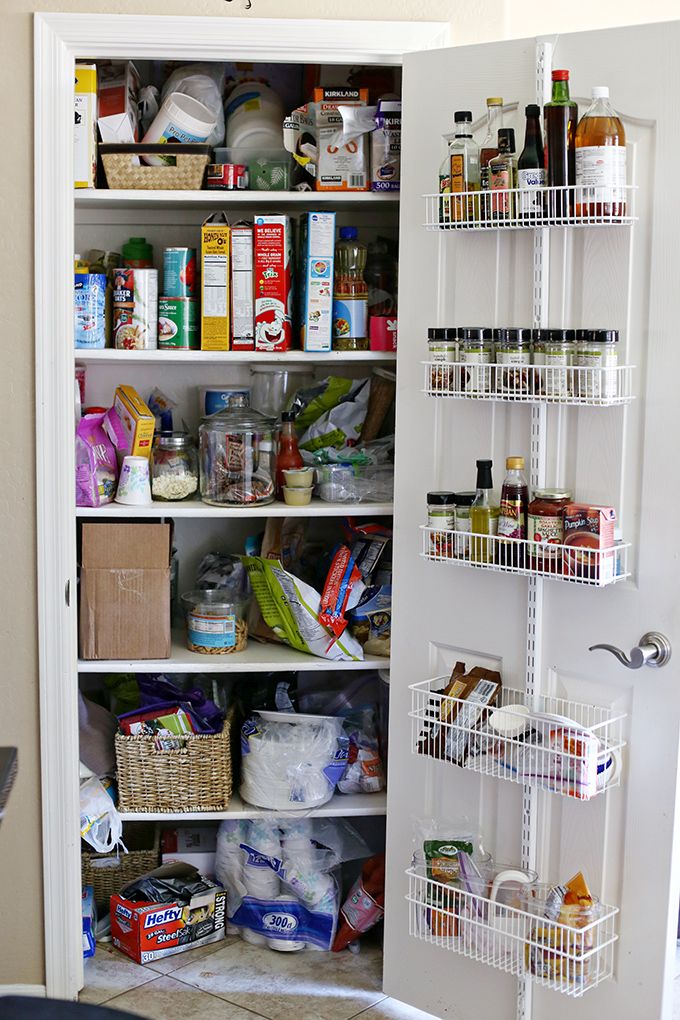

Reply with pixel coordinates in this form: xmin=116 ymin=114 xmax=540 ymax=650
xmin=385 ymin=21 xmax=680 ymax=1020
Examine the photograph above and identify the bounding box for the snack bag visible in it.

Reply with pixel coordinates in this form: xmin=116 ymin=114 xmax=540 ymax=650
xmin=75 ymin=411 xmax=118 ymax=507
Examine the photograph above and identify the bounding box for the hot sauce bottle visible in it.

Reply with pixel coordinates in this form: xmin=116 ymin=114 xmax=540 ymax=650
xmin=275 ymin=410 xmax=303 ymax=500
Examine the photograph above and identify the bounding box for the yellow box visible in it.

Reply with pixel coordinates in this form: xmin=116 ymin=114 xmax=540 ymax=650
xmin=111 ymin=385 xmax=155 ymax=458
xmin=75 ymin=63 xmax=97 ymax=189
xmin=201 ymin=214 xmax=231 ymax=351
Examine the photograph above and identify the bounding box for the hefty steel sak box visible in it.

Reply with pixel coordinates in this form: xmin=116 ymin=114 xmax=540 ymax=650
xmin=254 ymin=215 xmax=293 ymax=352
xmin=111 ymin=884 xmax=226 ymax=965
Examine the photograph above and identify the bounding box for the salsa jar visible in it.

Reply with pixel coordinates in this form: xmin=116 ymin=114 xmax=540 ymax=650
xmin=494 ymin=327 xmax=533 ymax=396
xmin=427 ymin=491 xmax=456 ymax=558
xmin=527 ymin=488 xmax=573 ymax=573
xmin=460 ymin=327 xmax=494 ymax=395
xmin=427 ymin=327 xmax=458 ymax=395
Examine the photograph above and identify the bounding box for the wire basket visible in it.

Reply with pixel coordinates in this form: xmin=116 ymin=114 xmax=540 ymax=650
xmin=81 ymin=824 xmax=160 ymax=904
xmin=99 ymin=143 xmax=212 ymax=190
xmin=115 ymin=709 xmax=234 ymax=813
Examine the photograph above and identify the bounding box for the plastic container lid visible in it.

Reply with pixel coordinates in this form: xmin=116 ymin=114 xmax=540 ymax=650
xmin=460 ymin=327 xmax=492 ymax=341
xmin=547 ymin=328 xmax=576 ymax=343
xmin=122 ymin=236 xmax=153 ymax=262
xmin=454 ymin=110 xmax=473 ymax=122
xmin=453 ymin=491 xmax=475 ymax=507
xmin=427 ymin=327 xmax=457 ymax=341
xmin=427 ymin=491 xmax=456 ymax=506
xmin=487 ymin=97 xmax=503 ymax=106
xmin=592 ymin=86 xmax=609 ymax=99
xmin=506 ymin=456 xmax=525 ymax=469
xmin=582 ymin=328 xmax=619 ymax=343
xmin=339 ymin=227 xmax=358 ymax=240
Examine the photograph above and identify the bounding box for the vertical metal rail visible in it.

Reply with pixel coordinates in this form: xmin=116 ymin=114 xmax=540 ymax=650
xmin=516 ymin=38 xmax=552 ymax=1020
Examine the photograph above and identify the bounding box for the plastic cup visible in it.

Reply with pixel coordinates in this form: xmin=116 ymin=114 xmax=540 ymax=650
xmin=115 ymin=456 xmax=152 ymax=505
xmin=283 ymin=467 xmax=315 ymax=488
xmin=283 ymin=486 xmax=312 ymax=506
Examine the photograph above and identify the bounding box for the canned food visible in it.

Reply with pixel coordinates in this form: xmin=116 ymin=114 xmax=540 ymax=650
xmin=74 ymin=273 xmax=106 ymax=349
xmin=163 ymin=247 xmax=197 ymax=297
xmin=206 ymin=163 xmax=249 ymax=190
xmin=158 ymin=297 xmax=198 ymax=350
xmin=113 ymin=267 xmax=158 ymax=350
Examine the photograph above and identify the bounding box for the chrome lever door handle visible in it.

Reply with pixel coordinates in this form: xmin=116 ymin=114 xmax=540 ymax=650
xmin=589 ymin=632 xmax=672 ymax=669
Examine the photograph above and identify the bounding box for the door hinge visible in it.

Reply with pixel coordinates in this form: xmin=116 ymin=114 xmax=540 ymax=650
xmin=65 ymin=579 xmax=71 ymax=607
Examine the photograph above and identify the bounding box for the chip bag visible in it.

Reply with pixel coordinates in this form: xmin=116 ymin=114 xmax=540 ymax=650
xmin=75 ymin=411 xmax=118 ymax=507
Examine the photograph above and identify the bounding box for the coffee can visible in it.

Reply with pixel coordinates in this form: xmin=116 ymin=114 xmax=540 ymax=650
xmin=163 ymin=247 xmax=197 ymax=297
xmin=113 ymin=267 xmax=158 ymax=350
xmin=158 ymin=297 xmax=198 ymax=350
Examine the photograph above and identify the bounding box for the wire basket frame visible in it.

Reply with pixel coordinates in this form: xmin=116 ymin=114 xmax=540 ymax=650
xmin=406 ymin=866 xmax=618 ymax=997
xmin=423 ymin=360 xmax=634 ymax=406
xmin=424 ymin=185 xmax=636 ymax=231
xmin=410 ymin=677 xmax=626 ymax=800
xmin=421 ymin=526 xmax=630 ymax=587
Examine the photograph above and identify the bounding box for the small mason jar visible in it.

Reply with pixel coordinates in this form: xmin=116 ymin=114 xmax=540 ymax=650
xmin=427 ymin=491 xmax=456 ymax=558
xmin=151 ymin=431 xmax=199 ymax=502
xmin=574 ymin=328 xmax=619 ymax=402
xmin=542 ymin=328 xmax=575 ymax=400
xmin=427 ymin=327 xmax=458 ymax=395
xmin=494 ymin=327 xmax=533 ymax=397
xmin=460 ymin=327 xmax=494 ymax=395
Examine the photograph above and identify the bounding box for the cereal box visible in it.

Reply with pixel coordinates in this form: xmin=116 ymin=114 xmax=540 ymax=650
xmin=111 ymin=884 xmax=226 ymax=965
xmin=563 ymin=503 xmax=617 ymax=583
xmin=201 ymin=213 xmax=231 ymax=351
xmin=231 ymin=223 xmax=254 ymax=351
xmin=75 ymin=63 xmax=97 ymax=188
xmin=254 ymin=215 xmax=293 ymax=352
xmin=299 ymin=212 xmax=335 ymax=352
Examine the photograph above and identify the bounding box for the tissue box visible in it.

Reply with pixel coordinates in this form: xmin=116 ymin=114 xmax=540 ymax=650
xmin=97 ymin=61 xmax=140 ymax=143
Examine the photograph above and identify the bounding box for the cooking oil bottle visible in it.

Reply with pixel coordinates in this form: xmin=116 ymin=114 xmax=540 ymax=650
xmin=470 ymin=459 xmax=500 ymax=564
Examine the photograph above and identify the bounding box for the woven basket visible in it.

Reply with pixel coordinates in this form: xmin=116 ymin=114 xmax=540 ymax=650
xmin=115 ymin=709 xmax=234 ymax=813
xmin=99 ymin=143 xmax=211 ymax=191
xmin=82 ymin=824 xmax=160 ymax=904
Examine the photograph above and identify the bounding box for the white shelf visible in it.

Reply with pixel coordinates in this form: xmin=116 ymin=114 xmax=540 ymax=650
xmin=76 ymin=498 xmax=393 ymax=519
xmin=75 ymin=348 xmax=396 ymax=365
xmin=119 ymin=790 xmax=387 ymax=822
xmin=75 ymin=189 xmax=399 ymax=211
xmin=79 ymin=632 xmax=390 ymax=674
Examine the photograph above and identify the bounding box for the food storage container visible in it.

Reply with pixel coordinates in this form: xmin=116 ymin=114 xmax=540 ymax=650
xmin=151 ymin=432 xmax=198 ymax=502
xmin=215 ymin=147 xmax=293 ymax=191
xmin=199 ymin=398 xmax=276 ymax=506
xmin=283 ymin=467 xmax=315 ymax=488
xmin=283 ymin=486 xmax=313 ymax=506
xmin=181 ymin=590 xmax=249 ymax=655
xmin=250 ymin=365 xmax=315 ymax=416
xmin=316 ymin=464 xmax=394 ymax=504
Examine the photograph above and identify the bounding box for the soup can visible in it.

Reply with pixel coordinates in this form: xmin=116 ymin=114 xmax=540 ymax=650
xmin=113 ymin=267 xmax=158 ymax=350
xmin=163 ymin=247 xmax=197 ymax=297
xmin=158 ymin=297 xmax=198 ymax=350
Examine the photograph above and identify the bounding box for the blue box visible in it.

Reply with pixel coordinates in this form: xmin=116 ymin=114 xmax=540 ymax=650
xmin=299 ymin=212 xmax=335 ymax=352
xmin=82 ymin=885 xmax=96 ymax=958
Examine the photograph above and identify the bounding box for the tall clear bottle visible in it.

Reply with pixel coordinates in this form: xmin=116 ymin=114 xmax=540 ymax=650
xmin=470 ymin=459 xmax=500 ymax=564
xmin=332 ymin=226 xmax=368 ymax=351
xmin=575 ymin=86 xmax=626 ymax=218
xmin=449 ymin=110 xmax=480 ymax=222
xmin=438 ymin=135 xmax=454 ymax=225
xmin=489 ymin=128 xmax=517 ymax=220
xmin=518 ymin=104 xmax=545 ymax=219
xmin=480 ymin=97 xmax=503 ymax=218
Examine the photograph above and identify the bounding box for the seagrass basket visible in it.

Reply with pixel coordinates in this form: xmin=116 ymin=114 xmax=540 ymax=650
xmin=99 ymin=143 xmax=211 ymax=190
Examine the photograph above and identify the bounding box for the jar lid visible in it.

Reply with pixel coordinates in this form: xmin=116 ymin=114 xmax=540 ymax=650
xmin=154 ymin=430 xmax=193 ymax=450
xmin=453 ymin=491 xmax=475 ymax=507
xmin=506 ymin=456 xmax=525 ymax=469
xmin=201 ymin=403 xmax=276 ymax=433
xmin=427 ymin=491 xmax=457 ymax=506
xmin=532 ymin=488 xmax=573 ymax=501
xmin=427 ymin=327 xmax=457 ymax=341
xmin=547 ymin=328 xmax=576 ymax=342
xmin=583 ymin=328 xmax=619 ymax=343
xmin=493 ymin=327 xmax=532 ymax=344
xmin=460 ymin=327 xmax=492 ymax=340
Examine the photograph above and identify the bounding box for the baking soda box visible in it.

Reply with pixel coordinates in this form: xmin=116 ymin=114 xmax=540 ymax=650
xmin=299 ymin=212 xmax=335 ymax=352
xmin=254 ymin=215 xmax=293 ymax=352
xmin=201 ymin=213 xmax=231 ymax=351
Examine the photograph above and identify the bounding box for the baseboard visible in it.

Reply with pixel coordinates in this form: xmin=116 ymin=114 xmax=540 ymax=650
xmin=0 ymin=986 xmax=47 ymax=997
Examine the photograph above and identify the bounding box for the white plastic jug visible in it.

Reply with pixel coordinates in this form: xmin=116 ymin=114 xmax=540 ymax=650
xmin=142 ymin=91 xmax=216 ymax=165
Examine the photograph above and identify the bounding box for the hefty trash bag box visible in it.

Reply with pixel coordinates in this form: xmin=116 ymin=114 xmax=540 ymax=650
xmin=79 ymin=523 xmax=171 ymax=660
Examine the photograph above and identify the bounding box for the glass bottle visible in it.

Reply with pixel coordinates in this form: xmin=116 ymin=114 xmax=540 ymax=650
xmin=460 ymin=327 xmax=494 ymax=395
xmin=332 ymin=226 xmax=368 ymax=351
xmin=480 ymin=97 xmax=504 ymax=219
xmin=449 ymin=110 xmax=480 ymax=222
xmin=518 ymin=104 xmax=545 ymax=219
xmin=489 ymin=128 xmax=517 ymax=220
xmin=438 ymin=135 xmax=454 ymax=225
xmin=275 ymin=410 xmax=304 ymax=500
xmin=497 ymin=456 xmax=528 ymax=567
xmin=575 ymin=86 xmax=627 ymax=218
xmin=470 ymin=459 xmax=500 ymax=564
xmin=544 ymin=69 xmax=578 ymax=219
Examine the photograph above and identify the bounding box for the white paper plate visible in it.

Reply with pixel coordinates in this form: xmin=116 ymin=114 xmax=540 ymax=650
xmin=254 ymin=710 xmax=338 ymax=726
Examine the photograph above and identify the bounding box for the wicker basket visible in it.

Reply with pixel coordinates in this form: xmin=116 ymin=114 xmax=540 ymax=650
xmin=115 ymin=710 xmax=234 ymax=813
xmin=82 ymin=824 xmax=160 ymax=904
xmin=99 ymin=143 xmax=211 ymax=190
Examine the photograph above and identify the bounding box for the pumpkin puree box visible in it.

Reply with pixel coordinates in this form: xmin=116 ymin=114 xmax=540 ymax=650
xmin=563 ymin=503 xmax=617 ymax=582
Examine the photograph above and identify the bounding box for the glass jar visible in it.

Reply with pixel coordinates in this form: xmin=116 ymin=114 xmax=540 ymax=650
xmin=542 ymin=328 xmax=575 ymax=399
xmin=427 ymin=491 xmax=456 ymax=558
xmin=181 ymin=590 xmax=249 ymax=655
xmin=427 ymin=327 xmax=458 ymax=395
xmin=199 ymin=397 xmax=276 ymax=506
xmin=527 ymin=488 xmax=573 ymax=573
xmin=494 ymin=327 xmax=533 ymax=396
xmin=575 ymin=329 xmax=619 ymax=402
xmin=151 ymin=432 xmax=199 ymax=502
xmin=460 ymin=327 xmax=494 ymax=394
xmin=454 ymin=491 xmax=475 ymax=560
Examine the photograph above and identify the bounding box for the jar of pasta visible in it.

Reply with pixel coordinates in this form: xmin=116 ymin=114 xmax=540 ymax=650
xmin=181 ymin=590 xmax=249 ymax=655
xmin=494 ymin=327 xmax=533 ymax=396
xmin=460 ymin=327 xmax=494 ymax=395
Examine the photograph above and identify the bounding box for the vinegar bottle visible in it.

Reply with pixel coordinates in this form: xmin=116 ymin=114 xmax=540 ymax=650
xmin=575 ymin=86 xmax=626 ymax=218
xmin=275 ymin=411 xmax=303 ymax=500
xmin=497 ymin=456 xmax=528 ymax=567
xmin=332 ymin=227 xmax=368 ymax=352
xmin=544 ymin=70 xmax=578 ymax=219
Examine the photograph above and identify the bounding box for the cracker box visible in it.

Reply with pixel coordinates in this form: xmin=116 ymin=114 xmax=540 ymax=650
xmin=106 ymin=385 xmax=155 ymax=459
xmin=201 ymin=213 xmax=231 ymax=351
xmin=563 ymin=503 xmax=617 ymax=583
xmin=231 ymin=223 xmax=255 ymax=351
xmin=74 ymin=63 xmax=97 ymax=188
xmin=111 ymin=884 xmax=226 ymax=965
xmin=254 ymin=215 xmax=293 ymax=352
xmin=299 ymin=212 xmax=335 ymax=352
xmin=97 ymin=60 xmax=140 ymax=143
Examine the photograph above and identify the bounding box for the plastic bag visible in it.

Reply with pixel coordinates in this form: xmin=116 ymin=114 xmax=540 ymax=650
xmin=297 ymin=378 xmax=370 ymax=453
xmin=120 ymin=861 xmax=217 ymax=905
xmin=136 ymin=674 xmax=225 ymax=733
xmin=75 ymin=411 xmax=118 ymax=507
xmin=138 ymin=85 xmax=160 ymax=134
xmin=161 ymin=64 xmax=226 ymax=147
xmin=196 ymin=553 xmax=251 ymax=601
xmin=80 ymin=776 xmax=123 ymax=853
xmin=309 ymin=435 xmax=394 ymax=467
xmin=337 ymin=707 xmax=385 ymax=794
xmin=332 ymin=854 xmax=385 ymax=952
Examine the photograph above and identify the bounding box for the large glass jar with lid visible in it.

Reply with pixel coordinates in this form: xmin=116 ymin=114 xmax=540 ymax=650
xmin=494 ymin=327 xmax=532 ymax=396
xmin=460 ymin=327 xmax=494 ymax=394
xmin=199 ymin=396 xmax=276 ymax=506
xmin=151 ymin=432 xmax=199 ymax=502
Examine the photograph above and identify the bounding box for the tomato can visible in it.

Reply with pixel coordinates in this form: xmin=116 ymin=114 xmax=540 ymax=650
xmin=158 ymin=297 xmax=198 ymax=350
xmin=163 ymin=247 xmax=197 ymax=298
xmin=206 ymin=163 xmax=249 ymax=190
xmin=113 ymin=268 xmax=158 ymax=350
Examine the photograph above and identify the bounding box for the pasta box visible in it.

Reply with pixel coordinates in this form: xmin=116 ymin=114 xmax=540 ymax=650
xmin=111 ymin=884 xmax=226 ymax=965
xmin=563 ymin=503 xmax=617 ymax=582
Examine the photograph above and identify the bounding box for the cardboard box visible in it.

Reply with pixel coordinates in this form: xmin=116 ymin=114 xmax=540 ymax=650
xmin=79 ymin=523 xmax=171 ymax=660
xmin=299 ymin=212 xmax=335 ymax=353
xmin=201 ymin=214 xmax=231 ymax=350
xmin=231 ymin=224 xmax=254 ymax=351
xmin=75 ymin=63 xmax=97 ymax=189
xmin=97 ymin=61 xmax=140 ymax=143
xmin=371 ymin=99 xmax=401 ymax=192
xmin=283 ymin=88 xmax=369 ymax=192
xmin=254 ymin=215 xmax=293 ymax=352
xmin=563 ymin=503 xmax=617 ymax=583
xmin=161 ymin=828 xmax=217 ymax=876
xmin=105 ymin=385 xmax=155 ymax=460
xmin=82 ymin=885 xmax=96 ymax=959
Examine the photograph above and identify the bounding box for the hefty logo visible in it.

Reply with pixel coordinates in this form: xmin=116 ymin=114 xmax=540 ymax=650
xmin=144 ymin=907 xmax=183 ymax=929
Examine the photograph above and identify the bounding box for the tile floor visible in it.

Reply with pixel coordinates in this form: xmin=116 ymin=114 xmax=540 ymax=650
xmin=82 ymin=939 xmax=436 ymax=1020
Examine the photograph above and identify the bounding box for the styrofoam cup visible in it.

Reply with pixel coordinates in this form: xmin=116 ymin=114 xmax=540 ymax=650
xmin=115 ymin=456 xmax=152 ymax=505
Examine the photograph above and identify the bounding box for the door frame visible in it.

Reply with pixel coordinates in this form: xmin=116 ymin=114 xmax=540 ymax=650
xmin=33 ymin=11 xmax=449 ymax=1000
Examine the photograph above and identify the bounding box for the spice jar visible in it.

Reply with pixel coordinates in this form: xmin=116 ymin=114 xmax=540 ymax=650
xmin=151 ymin=432 xmax=199 ymax=502
xmin=199 ymin=397 xmax=276 ymax=506
xmin=574 ymin=329 xmax=619 ymax=401
xmin=460 ymin=327 xmax=494 ymax=395
xmin=494 ymin=327 xmax=533 ymax=396
xmin=541 ymin=328 xmax=575 ymax=399
xmin=181 ymin=590 xmax=249 ymax=655
xmin=454 ymin=491 xmax=475 ymax=560
xmin=527 ymin=488 xmax=573 ymax=573
xmin=427 ymin=327 xmax=458 ymax=395
xmin=427 ymin=491 xmax=456 ymax=558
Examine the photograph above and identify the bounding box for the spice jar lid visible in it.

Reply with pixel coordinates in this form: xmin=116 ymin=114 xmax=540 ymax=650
xmin=154 ymin=430 xmax=193 ymax=450
xmin=427 ymin=491 xmax=457 ymax=506
xmin=460 ymin=327 xmax=492 ymax=341
xmin=493 ymin=327 xmax=532 ymax=345
xmin=427 ymin=327 xmax=457 ymax=341
xmin=584 ymin=328 xmax=619 ymax=343
xmin=532 ymin=488 xmax=573 ymax=501
xmin=453 ymin=491 xmax=475 ymax=507
xmin=547 ymin=328 xmax=575 ymax=343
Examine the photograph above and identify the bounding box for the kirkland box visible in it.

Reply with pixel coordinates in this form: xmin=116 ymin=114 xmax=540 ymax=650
xmin=299 ymin=212 xmax=335 ymax=352
xmin=74 ymin=63 xmax=97 ymax=188
xmin=254 ymin=215 xmax=293 ymax=352
xmin=79 ymin=523 xmax=171 ymax=660
xmin=231 ymin=223 xmax=255 ymax=351
xmin=97 ymin=60 xmax=140 ymax=143
xmin=284 ymin=88 xmax=370 ymax=192
xmin=201 ymin=213 xmax=231 ymax=350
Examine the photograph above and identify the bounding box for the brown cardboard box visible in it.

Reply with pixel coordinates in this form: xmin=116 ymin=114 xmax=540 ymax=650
xmin=79 ymin=523 xmax=171 ymax=660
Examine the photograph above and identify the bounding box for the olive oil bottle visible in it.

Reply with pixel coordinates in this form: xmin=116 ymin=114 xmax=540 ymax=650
xmin=470 ymin=459 xmax=500 ymax=564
